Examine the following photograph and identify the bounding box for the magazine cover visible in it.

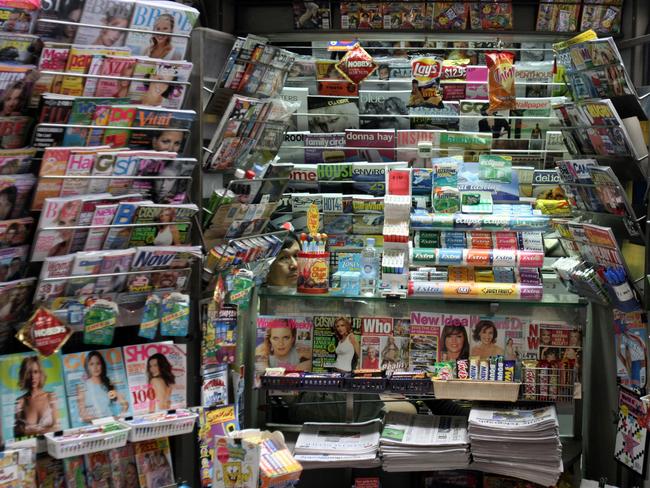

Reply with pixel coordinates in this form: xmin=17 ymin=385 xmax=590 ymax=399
xmin=511 ymin=97 xmax=551 ymax=147
xmin=304 ymin=132 xmax=347 ymax=164
xmin=84 ymin=450 xmax=112 ymax=488
xmin=94 ymin=248 xmax=135 ymax=293
xmin=134 ymin=438 xmax=174 ymax=488
xmin=358 ymin=89 xmax=410 ymax=130
xmin=345 ymin=129 xmax=396 ymax=162
xmin=64 ymin=97 xmax=128 ymax=146
xmin=124 ymin=1 xmax=199 ymax=60
xmin=128 ymin=203 xmax=196 ymax=247
xmin=410 ymin=101 xmax=460 ymax=131
xmin=410 ymin=312 xmax=472 ymax=363
xmin=34 ymin=255 xmax=74 ymax=303
xmin=614 ymin=310 xmax=647 ymax=394
xmin=0 ymin=147 xmax=35 ymax=175
xmin=308 ymin=96 xmax=359 ymax=133
xmin=459 ymin=99 xmax=510 ymax=138
xmin=127 ymin=107 xmax=195 ymax=152
xmin=35 ymin=0 xmax=86 ymax=42
xmin=0 ymin=173 xmax=34 ymax=220
xmin=74 ymin=0 xmax=134 ymax=47
xmin=109 ymin=444 xmax=138 ymax=488
xmin=198 ymin=405 xmax=240 ymax=488
xmin=32 ymin=196 xmax=84 ymax=262
xmin=83 ymin=204 xmax=118 ymax=251
xmin=360 ymin=317 xmax=406 ymax=371
xmin=408 ymin=321 xmax=440 ymax=373
xmin=281 ymin=87 xmax=308 ymax=132
xmin=0 ymin=245 xmax=28 ymax=282
xmin=468 ymin=315 xmax=525 ymax=361
xmin=35 ymin=454 xmax=65 ymax=488
xmin=201 ymin=365 xmax=229 ymax=407
xmin=0 ymin=217 xmax=32 ymax=248
xmin=102 ymin=199 xmax=151 ymax=250
xmin=129 ymin=58 xmax=193 ymax=109
xmin=527 ymin=320 xmax=582 ymax=365
xmin=95 ymin=57 xmax=138 ymax=98
xmin=62 ymin=348 xmax=132 ymax=427
xmin=255 ymin=316 xmax=313 ymax=379
xmin=0 ymin=277 xmax=35 ymax=324
xmin=123 ymin=342 xmax=187 ymax=414
xmin=515 ymin=61 xmax=554 ymax=98
xmin=63 ymin=250 xmax=102 ymax=296
xmin=292 ymin=0 xmax=331 ymax=29
xmin=63 ymin=456 xmax=86 ymax=488
xmin=306 ymin=315 xmax=338 ymax=372
xmin=0 ymin=352 xmax=69 ymax=442
xmin=202 ymin=303 xmax=238 ymax=367
xmin=130 ymin=157 xmax=196 ymax=204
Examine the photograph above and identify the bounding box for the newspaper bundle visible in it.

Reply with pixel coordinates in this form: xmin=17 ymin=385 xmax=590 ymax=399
xmin=379 ymin=412 xmax=470 ymax=472
xmin=468 ymin=405 xmax=562 ymax=486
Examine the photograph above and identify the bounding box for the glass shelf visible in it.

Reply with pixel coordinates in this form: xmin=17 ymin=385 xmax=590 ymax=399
xmin=259 ymin=284 xmax=586 ymax=307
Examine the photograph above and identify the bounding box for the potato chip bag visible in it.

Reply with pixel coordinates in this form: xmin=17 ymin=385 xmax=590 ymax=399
xmin=486 ymin=51 xmax=516 ymax=113
xmin=335 ymin=43 xmax=377 ymax=84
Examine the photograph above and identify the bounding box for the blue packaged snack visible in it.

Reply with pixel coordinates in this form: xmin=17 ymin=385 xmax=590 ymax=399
xmin=160 ymin=292 xmax=190 ymax=336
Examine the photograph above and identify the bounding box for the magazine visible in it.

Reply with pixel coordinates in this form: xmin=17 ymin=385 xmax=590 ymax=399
xmin=124 ymin=1 xmax=200 ymax=60
xmin=359 ymin=89 xmax=409 ymax=130
xmin=31 ymin=195 xmax=84 ymax=262
xmin=84 ymin=450 xmax=112 ymax=488
xmin=34 ymin=254 xmax=74 ymax=302
xmin=35 ymin=0 xmax=86 ymax=42
xmin=360 ymin=317 xmax=407 ymax=372
xmin=309 ymin=315 xmax=339 ymax=372
xmin=201 ymin=365 xmax=229 ymax=407
xmin=308 ymin=96 xmax=359 ymax=133
xmin=127 ymin=106 xmax=195 ymax=152
xmin=0 ymin=245 xmax=28 ymax=283
xmin=197 ymin=404 xmax=240 ymax=487
xmin=0 ymin=352 xmax=70 ymax=442
xmin=345 ymin=129 xmax=395 ymax=162
xmin=0 ymin=217 xmax=32 ymax=248
xmin=109 ymin=444 xmax=137 ymax=488
xmin=123 ymin=342 xmax=187 ymax=414
xmin=101 ymin=199 xmax=151 ymax=250
xmin=0 ymin=277 xmax=35 ymax=324
xmin=459 ymin=99 xmax=510 ymax=139
xmin=74 ymin=0 xmax=135 ymax=47
xmin=202 ymin=303 xmax=238 ymax=367
xmin=63 ymin=456 xmax=86 ymax=488
xmin=128 ymin=57 xmax=193 ymax=109
xmin=134 ymin=438 xmax=174 ymax=488
xmin=0 ymin=148 xmax=35 ymax=175
xmin=35 ymin=454 xmax=65 ymax=488
xmin=255 ymin=316 xmax=313 ymax=380
xmin=127 ymin=203 xmax=197 ymax=247
xmin=62 ymin=348 xmax=132 ymax=427
xmin=281 ymin=86 xmax=308 ymax=132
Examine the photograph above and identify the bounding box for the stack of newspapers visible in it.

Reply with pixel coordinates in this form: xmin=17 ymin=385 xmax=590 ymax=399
xmin=379 ymin=412 xmax=470 ymax=472
xmin=293 ymin=419 xmax=382 ymax=469
xmin=469 ymin=405 xmax=563 ymax=486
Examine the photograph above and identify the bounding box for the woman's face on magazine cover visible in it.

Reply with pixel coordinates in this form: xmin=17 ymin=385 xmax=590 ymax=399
xmin=153 ymin=131 xmax=183 ymax=152
xmin=86 ymin=354 xmax=103 ymax=378
xmin=98 ymin=18 xmax=127 ymax=46
xmin=479 ymin=325 xmax=495 ymax=345
xmin=270 ymin=327 xmax=294 ymax=357
xmin=2 ymin=87 xmax=22 ymax=115
xmin=445 ymin=329 xmax=464 ymax=355
xmin=148 ymin=358 xmax=160 ymax=377
xmin=28 ymin=361 xmax=42 ymax=389
xmin=153 ymin=16 xmax=173 ymax=44
xmin=335 ymin=319 xmax=349 ymax=337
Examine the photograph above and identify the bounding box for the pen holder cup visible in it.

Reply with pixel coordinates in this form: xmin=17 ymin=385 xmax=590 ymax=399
xmin=297 ymin=252 xmax=330 ymax=294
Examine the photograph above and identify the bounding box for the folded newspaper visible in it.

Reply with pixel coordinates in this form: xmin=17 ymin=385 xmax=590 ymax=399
xmin=294 ymin=419 xmax=382 ymax=469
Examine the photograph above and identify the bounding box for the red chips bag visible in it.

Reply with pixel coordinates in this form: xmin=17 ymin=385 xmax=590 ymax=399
xmin=16 ymin=307 xmax=72 ymax=356
xmin=486 ymin=51 xmax=516 ymax=113
xmin=335 ymin=43 xmax=377 ymax=84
